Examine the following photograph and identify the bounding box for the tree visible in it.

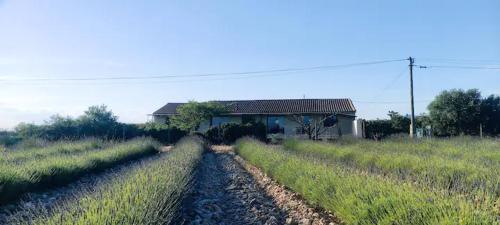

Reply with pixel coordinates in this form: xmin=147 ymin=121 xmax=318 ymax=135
xmin=480 ymin=94 xmax=500 ymax=135
xmin=45 ymin=115 xmax=79 ymax=140
xmin=0 ymin=130 xmax=21 ymax=147
xmin=290 ymin=115 xmax=314 ymax=139
xmin=78 ymin=105 xmax=119 ymax=138
xmin=290 ymin=114 xmax=337 ymax=140
xmin=428 ymin=89 xmax=482 ymax=136
xmin=170 ymin=101 xmax=226 ymax=133
xmin=387 ymin=111 xmax=410 ymax=133
xmin=15 ymin=123 xmax=46 ymax=139
xmin=416 ymin=113 xmax=432 ymax=128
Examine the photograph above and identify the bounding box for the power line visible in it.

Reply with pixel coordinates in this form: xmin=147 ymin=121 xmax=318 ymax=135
xmin=418 ymin=57 xmax=500 ymax=65
xmin=0 ymin=58 xmax=406 ymax=83
xmin=0 ymin=70 xmax=320 ymax=86
xmin=423 ymin=65 xmax=500 ymax=70
xmin=371 ymin=67 xmax=408 ymax=100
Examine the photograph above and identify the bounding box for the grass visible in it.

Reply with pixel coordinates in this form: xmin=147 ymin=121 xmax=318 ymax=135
xmin=236 ymin=138 xmax=499 ymax=225
xmin=0 ymin=139 xmax=110 ymax=163
xmin=283 ymin=138 xmax=500 ymax=213
xmin=14 ymin=137 xmax=204 ymax=225
xmin=0 ymin=138 xmax=159 ymax=204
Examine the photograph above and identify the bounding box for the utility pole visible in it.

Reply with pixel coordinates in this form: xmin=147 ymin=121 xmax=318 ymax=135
xmin=408 ymin=57 xmax=416 ymax=138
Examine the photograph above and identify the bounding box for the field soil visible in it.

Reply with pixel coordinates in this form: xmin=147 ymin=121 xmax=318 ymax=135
xmin=181 ymin=146 xmax=338 ymax=225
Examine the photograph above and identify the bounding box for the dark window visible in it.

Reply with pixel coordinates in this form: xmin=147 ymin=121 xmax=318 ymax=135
xmin=267 ymin=116 xmax=285 ymax=134
xmin=323 ymin=115 xmax=337 ymax=127
xmin=303 ymin=116 xmax=311 ymax=125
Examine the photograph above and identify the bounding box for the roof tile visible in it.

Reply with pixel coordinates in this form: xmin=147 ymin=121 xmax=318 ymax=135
xmin=153 ymin=99 xmax=356 ymax=115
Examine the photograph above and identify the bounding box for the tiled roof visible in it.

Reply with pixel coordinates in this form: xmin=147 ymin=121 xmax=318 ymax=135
xmin=153 ymin=99 xmax=356 ymax=115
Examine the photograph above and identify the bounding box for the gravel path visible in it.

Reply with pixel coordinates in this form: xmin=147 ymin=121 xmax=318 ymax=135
xmin=181 ymin=151 xmax=286 ymax=225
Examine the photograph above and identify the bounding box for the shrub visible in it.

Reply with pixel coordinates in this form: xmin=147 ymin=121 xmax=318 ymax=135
xmin=0 ymin=131 xmax=21 ymax=147
xmin=138 ymin=122 xmax=187 ymax=144
xmin=205 ymin=123 xmax=266 ymax=144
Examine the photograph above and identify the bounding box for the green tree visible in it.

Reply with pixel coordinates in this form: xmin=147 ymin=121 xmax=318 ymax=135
xmin=480 ymin=94 xmax=500 ymax=135
xmin=416 ymin=113 xmax=432 ymax=128
xmin=15 ymin=123 xmax=46 ymax=139
xmin=78 ymin=105 xmax=119 ymax=138
xmin=170 ymin=101 xmax=226 ymax=132
xmin=428 ymin=89 xmax=482 ymax=136
xmin=43 ymin=115 xmax=79 ymax=140
xmin=388 ymin=111 xmax=410 ymax=133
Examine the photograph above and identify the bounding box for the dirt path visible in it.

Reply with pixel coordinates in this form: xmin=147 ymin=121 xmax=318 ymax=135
xmin=181 ymin=150 xmax=286 ymax=225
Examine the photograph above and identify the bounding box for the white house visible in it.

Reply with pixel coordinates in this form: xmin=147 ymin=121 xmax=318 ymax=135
xmin=152 ymin=98 xmax=359 ymax=139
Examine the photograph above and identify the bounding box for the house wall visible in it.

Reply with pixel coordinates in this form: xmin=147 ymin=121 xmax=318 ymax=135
xmin=336 ymin=115 xmax=354 ymax=136
xmin=262 ymin=113 xmax=355 ymax=138
xmin=279 ymin=114 xmax=355 ymax=139
xmin=153 ymin=115 xmax=168 ymax=124
xmin=152 ymin=113 xmax=356 ymax=138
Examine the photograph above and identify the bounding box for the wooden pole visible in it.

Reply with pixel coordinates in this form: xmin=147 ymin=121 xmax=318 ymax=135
xmin=408 ymin=57 xmax=416 ymax=138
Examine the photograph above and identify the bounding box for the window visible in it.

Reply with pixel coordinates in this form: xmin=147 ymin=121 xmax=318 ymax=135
xmin=323 ymin=115 xmax=337 ymax=127
xmin=303 ymin=116 xmax=311 ymax=125
xmin=267 ymin=116 xmax=285 ymax=134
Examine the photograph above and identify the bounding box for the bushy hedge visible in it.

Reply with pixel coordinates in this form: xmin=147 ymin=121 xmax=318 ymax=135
xmin=0 ymin=131 xmax=21 ymax=147
xmin=13 ymin=121 xmax=186 ymax=145
xmin=205 ymin=123 xmax=266 ymax=144
xmin=136 ymin=123 xmax=187 ymax=144
xmin=364 ymin=119 xmax=395 ymax=140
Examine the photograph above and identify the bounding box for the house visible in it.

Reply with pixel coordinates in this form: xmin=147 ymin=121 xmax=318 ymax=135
xmin=152 ymin=98 xmax=359 ymax=139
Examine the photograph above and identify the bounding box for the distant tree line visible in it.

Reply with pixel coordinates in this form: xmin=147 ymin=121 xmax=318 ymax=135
xmin=2 ymin=101 xmax=257 ymax=147
xmin=0 ymin=130 xmax=21 ymax=147
xmin=4 ymin=105 xmax=186 ymax=147
xmin=3 ymin=88 xmax=498 ymax=147
xmin=365 ymin=89 xmax=500 ymax=139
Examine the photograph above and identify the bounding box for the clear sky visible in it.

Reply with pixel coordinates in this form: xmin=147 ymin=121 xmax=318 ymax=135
xmin=0 ymin=0 xmax=499 ymax=129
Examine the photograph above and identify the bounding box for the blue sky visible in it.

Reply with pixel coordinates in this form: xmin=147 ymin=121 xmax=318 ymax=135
xmin=0 ymin=0 xmax=499 ymax=129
